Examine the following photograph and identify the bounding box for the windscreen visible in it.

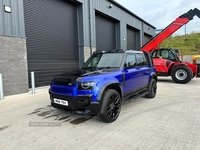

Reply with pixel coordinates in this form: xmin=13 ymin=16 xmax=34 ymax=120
xmin=97 ymin=53 xmax=123 ymax=68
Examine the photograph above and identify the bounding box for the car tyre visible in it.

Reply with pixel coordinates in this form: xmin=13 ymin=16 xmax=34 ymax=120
xmin=98 ymin=89 xmax=121 ymax=123
xmin=145 ymin=78 xmax=157 ymax=98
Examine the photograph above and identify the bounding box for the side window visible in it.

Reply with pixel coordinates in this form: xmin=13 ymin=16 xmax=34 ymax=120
xmin=125 ymin=54 xmax=136 ymax=68
xmin=136 ymin=53 xmax=148 ymax=66
xmin=161 ymin=49 xmax=169 ymax=59
xmin=152 ymin=51 xmax=160 ymax=58
xmin=160 ymin=49 xmax=175 ymax=60
xmin=168 ymin=50 xmax=175 ymax=60
xmin=152 ymin=51 xmax=156 ymax=58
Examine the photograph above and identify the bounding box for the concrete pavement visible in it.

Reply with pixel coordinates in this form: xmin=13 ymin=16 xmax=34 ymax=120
xmin=0 ymin=77 xmax=200 ymax=150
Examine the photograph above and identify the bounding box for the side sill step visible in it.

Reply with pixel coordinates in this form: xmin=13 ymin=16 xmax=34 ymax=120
xmin=123 ymin=91 xmax=148 ymax=104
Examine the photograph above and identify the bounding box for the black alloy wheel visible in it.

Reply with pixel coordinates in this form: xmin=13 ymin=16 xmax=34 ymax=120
xmin=98 ymin=89 xmax=121 ymax=123
xmin=145 ymin=78 xmax=157 ymax=98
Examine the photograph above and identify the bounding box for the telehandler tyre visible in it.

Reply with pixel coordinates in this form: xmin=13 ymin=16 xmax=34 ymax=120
xmin=171 ymin=65 xmax=192 ymax=84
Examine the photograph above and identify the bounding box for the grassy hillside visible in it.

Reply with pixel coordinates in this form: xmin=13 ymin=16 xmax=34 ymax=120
xmin=159 ymin=32 xmax=200 ymax=55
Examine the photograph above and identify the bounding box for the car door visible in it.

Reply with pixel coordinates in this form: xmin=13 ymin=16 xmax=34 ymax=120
xmin=122 ymin=54 xmax=141 ymax=96
xmin=135 ymin=53 xmax=150 ymax=88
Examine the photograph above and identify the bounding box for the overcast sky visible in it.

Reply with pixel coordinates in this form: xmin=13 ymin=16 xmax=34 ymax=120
xmin=115 ymin=0 xmax=200 ymax=35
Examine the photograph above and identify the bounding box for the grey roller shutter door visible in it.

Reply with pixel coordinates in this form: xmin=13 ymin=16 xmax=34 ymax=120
xmin=127 ymin=26 xmax=140 ymax=50
xmin=95 ymin=13 xmax=116 ymax=51
xmin=144 ymin=33 xmax=153 ymax=45
xmin=23 ymin=0 xmax=79 ymax=87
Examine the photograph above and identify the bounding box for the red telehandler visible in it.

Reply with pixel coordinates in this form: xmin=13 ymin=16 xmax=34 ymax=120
xmin=140 ymin=8 xmax=200 ymax=83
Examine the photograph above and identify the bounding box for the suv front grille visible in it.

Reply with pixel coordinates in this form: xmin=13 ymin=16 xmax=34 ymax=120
xmin=53 ymin=78 xmax=74 ymax=86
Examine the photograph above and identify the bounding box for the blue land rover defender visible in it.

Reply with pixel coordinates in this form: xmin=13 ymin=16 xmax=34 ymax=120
xmin=49 ymin=49 xmax=157 ymax=123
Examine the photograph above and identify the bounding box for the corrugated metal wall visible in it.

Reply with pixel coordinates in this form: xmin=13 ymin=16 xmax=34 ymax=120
xmin=0 ymin=0 xmax=25 ymax=37
xmin=77 ymin=0 xmax=155 ymax=49
xmin=93 ymin=0 xmax=142 ymax=30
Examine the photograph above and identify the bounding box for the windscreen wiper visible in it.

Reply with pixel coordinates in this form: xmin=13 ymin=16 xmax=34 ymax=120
xmin=96 ymin=67 xmax=111 ymax=70
xmin=81 ymin=66 xmax=97 ymax=70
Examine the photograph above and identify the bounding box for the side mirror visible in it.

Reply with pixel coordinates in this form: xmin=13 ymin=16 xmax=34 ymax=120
xmin=124 ymin=63 xmax=128 ymax=68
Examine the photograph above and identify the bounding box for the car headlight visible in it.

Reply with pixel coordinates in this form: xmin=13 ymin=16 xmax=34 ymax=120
xmin=78 ymin=81 xmax=95 ymax=90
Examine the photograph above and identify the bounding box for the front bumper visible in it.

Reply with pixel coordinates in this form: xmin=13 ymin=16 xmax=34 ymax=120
xmin=49 ymin=90 xmax=101 ymax=115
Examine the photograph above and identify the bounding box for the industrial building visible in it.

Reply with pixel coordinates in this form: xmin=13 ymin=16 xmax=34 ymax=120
xmin=0 ymin=0 xmax=155 ymax=96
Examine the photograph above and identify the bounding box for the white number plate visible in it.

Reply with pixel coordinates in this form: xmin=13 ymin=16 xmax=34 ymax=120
xmin=54 ymin=99 xmax=68 ymax=106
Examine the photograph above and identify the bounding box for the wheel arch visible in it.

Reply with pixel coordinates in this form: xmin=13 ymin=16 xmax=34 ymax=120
xmin=147 ymin=74 xmax=157 ymax=90
xmin=150 ymin=71 xmax=158 ymax=82
xmin=97 ymin=82 xmax=122 ymax=102
xmin=152 ymin=75 xmax=157 ymax=83
xmin=168 ymin=62 xmax=176 ymax=74
xmin=169 ymin=63 xmax=191 ymax=74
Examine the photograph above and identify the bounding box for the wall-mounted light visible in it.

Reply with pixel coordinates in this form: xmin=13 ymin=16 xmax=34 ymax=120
xmin=4 ymin=5 xmax=11 ymax=13
xmin=123 ymin=38 xmax=126 ymax=42
xmin=109 ymin=4 xmax=113 ymax=8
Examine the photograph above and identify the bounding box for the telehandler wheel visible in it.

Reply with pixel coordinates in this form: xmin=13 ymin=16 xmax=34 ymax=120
xmin=171 ymin=65 xmax=192 ymax=84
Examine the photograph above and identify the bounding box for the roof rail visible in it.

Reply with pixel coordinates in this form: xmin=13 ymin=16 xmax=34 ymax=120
xmin=107 ymin=49 xmax=124 ymax=53
xmin=93 ymin=50 xmax=106 ymax=54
